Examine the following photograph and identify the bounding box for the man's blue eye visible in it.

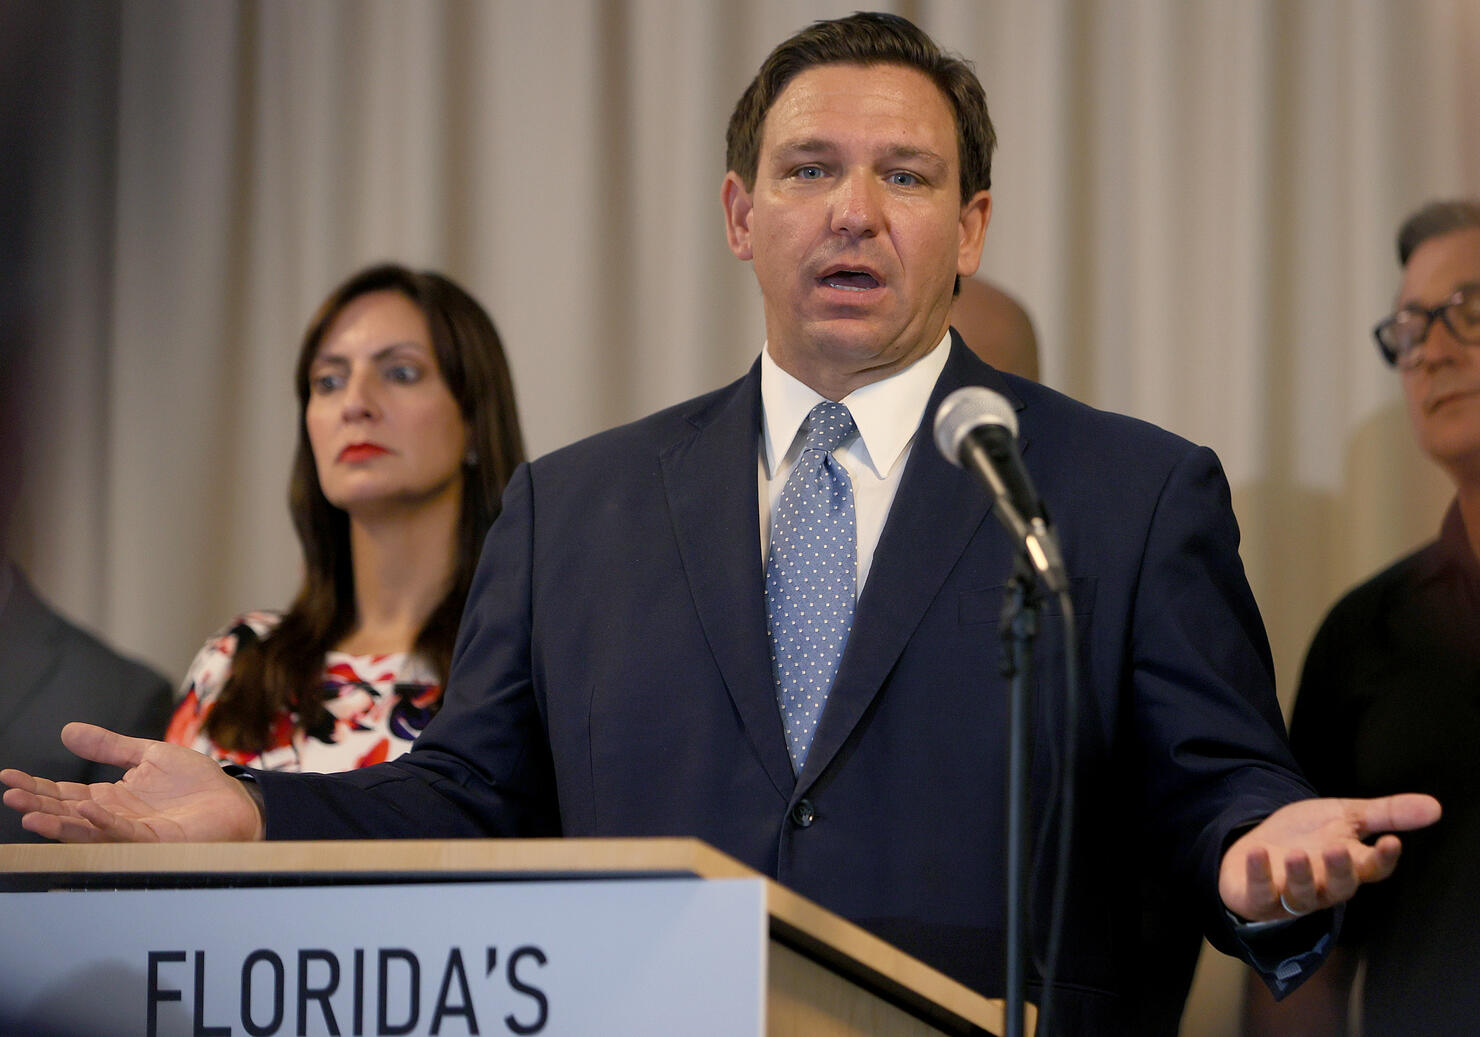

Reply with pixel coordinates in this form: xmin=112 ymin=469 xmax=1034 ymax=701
xmin=890 ymin=172 xmax=919 ymax=186
xmin=796 ymin=166 xmax=824 ymax=179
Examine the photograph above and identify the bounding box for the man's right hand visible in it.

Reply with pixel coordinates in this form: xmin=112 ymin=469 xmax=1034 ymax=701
xmin=1 ymin=722 xmax=265 ymax=842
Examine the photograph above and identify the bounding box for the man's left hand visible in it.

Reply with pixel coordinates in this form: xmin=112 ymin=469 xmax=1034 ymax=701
xmin=1220 ymin=794 xmax=1442 ymax=922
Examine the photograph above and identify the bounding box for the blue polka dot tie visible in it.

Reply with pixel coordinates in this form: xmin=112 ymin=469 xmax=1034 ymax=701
xmin=766 ymin=400 xmax=858 ymax=773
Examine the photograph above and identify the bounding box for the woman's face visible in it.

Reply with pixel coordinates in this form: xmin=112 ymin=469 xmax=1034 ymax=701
xmin=304 ymin=290 xmax=470 ymax=519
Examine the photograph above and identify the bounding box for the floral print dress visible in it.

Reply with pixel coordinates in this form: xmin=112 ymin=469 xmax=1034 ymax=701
xmin=165 ymin=611 xmax=442 ymax=772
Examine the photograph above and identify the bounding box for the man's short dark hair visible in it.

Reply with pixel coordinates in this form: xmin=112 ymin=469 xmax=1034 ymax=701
xmin=725 ymin=12 xmax=995 ymax=204
xmin=1397 ymin=199 xmax=1480 ymax=266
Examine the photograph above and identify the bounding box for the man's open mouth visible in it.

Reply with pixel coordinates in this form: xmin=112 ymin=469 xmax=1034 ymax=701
xmin=820 ymin=270 xmax=881 ymax=291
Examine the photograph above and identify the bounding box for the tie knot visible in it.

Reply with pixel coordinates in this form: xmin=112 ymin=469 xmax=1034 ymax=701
xmin=801 ymin=400 xmax=856 ymax=455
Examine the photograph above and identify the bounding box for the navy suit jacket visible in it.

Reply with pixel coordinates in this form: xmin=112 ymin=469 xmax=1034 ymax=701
xmin=259 ymin=337 xmax=1320 ymax=1032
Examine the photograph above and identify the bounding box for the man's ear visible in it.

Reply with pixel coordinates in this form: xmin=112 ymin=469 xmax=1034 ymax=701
xmin=956 ymin=189 xmax=992 ymax=278
xmin=722 ymin=171 xmax=755 ymax=261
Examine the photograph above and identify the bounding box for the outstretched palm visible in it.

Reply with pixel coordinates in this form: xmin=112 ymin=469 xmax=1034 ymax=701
xmin=1 ymin=723 xmax=262 ymax=843
xmin=1219 ymin=793 xmax=1441 ymax=922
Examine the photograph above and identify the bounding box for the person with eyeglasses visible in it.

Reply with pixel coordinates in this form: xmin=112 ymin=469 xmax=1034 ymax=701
xmin=1242 ymin=198 xmax=1480 ymax=1036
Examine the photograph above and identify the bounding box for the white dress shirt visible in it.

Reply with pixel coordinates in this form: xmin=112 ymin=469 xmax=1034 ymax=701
xmin=758 ymin=331 xmax=951 ymax=596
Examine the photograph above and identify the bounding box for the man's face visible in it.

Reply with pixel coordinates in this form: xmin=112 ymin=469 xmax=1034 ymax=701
xmin=1398 ymin=226 xmax=1480 ymax=483
xmin=722 ymin=62 xmax=991 ymax=400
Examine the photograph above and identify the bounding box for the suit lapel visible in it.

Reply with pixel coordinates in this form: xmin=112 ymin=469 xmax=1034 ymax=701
xmin=798 ymin=337 xmax=1026 ymax=788
xmin=659 ymin=364 xmax=796 ymax=798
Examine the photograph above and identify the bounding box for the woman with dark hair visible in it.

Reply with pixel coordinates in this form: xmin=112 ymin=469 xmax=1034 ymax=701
xmin=164 ymin=263 xmax=524 ymax=771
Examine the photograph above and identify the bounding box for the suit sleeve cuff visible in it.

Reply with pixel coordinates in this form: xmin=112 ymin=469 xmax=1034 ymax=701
xmin=224 ymin=764 xmax=268 ymax=834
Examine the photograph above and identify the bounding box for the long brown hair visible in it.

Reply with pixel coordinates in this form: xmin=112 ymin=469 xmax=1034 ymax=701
xmin=204 ymin=264 xmax=525 ymax=752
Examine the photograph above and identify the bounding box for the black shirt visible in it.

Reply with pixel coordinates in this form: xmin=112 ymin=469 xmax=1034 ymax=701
xmin=1290 ymin=502 xmax=1480 ymax=1037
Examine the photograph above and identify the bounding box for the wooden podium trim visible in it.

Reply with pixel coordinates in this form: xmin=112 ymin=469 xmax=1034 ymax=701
xmin=0 ymin=837 xmax=1017 ymax=1035
xmin=0 ymin=836 xmax=754 ymax=885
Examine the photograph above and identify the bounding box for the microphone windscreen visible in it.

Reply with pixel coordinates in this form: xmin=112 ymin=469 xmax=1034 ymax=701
xmin=933 ymin=386 xmax=1019 ymax=467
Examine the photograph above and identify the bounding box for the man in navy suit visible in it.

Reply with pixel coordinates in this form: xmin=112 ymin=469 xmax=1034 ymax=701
xmin=3 ymin=13 xmax=1439 ymax=1033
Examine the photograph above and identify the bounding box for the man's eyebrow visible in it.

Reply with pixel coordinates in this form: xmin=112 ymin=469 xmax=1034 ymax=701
xmin=1398 ymin=280 xmax=1480 ymax=308
xmin=770 ymin=137 xmax=836 ymax=158
xmin=882 ymin=145 xmax=948 ymax=171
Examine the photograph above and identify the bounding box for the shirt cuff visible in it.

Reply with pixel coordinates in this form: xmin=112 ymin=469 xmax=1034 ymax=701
xmin=1231 ymin=904 xmax=1342 ymax=998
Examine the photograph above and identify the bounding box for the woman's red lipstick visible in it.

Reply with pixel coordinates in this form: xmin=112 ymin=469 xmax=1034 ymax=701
xmin=338 ymin=443 xmax=391 ymax=462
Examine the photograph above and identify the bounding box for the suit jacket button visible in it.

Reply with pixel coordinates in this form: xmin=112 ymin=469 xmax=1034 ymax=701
xmin=790 ymin=799 xmax=815 ymax=828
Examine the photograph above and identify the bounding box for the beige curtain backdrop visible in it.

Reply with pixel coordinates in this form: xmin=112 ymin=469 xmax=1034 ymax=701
xmin=4 ymin=1 xmax=1477 ymax=1032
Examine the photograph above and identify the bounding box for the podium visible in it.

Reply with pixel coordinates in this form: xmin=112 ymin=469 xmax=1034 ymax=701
xmin=0 ymin=838 xmax=1022 ymax=1036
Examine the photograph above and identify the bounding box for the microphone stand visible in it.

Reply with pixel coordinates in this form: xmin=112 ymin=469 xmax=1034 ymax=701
xmin=998 ymin=551 xmax=1042 ymax=1037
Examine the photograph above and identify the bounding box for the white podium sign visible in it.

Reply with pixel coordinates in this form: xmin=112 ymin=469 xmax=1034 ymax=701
xmin=0 ymin=876 xmax=766 ymax=1037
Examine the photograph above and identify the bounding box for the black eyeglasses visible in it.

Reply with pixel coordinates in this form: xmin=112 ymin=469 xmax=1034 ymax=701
xmin=1373 ymin=283 xmax=1480 ymax=369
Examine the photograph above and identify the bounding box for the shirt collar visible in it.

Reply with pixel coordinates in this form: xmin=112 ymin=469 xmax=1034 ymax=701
xmin=1434 ymin=500 xmax=1480 ymax=581
xmin=760 ymin=330 xmax=952 ymax=478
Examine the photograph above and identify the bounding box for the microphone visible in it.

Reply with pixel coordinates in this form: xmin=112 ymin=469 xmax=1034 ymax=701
xmin=934 ymin=386 xmax=1067 ymax=593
